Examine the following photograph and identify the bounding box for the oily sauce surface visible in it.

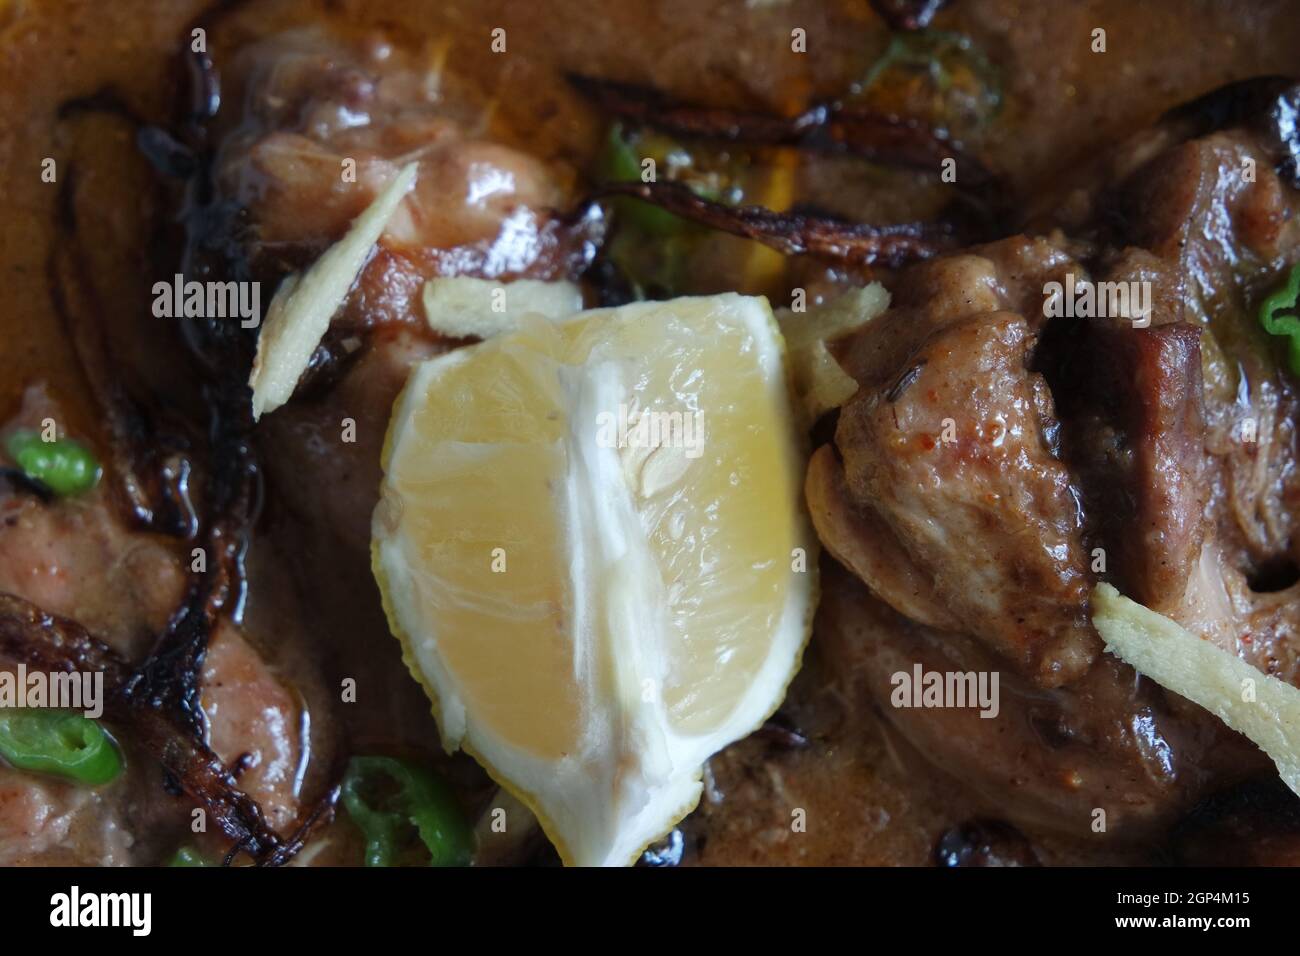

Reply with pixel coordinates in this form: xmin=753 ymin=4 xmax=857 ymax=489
xmin=3 ymin=0 xmax=1299 ymax=865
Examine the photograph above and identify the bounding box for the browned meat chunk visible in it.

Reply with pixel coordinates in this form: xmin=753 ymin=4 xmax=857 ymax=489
xmin=1029 ymin=92 xmax=1300 ymax=673
xmin=0 ymin=387 xmax=305 ymax=861
xmin=1106 ymin=134 xmax=1300 ymax=584
xmin=216 ymin=28 xmax=593 ymax=331
xmin=0 ymin=390 xmax=184 ymax=659
xmin=1045 ymin=322 xmax=1209 ymax=613
xmin=261 ymin=328 xmax=438 ymax=555
xmin=1035 ymin=115 xmax=1300 ymax=587
xmin=0 ymin=769 xmax=131 ymax=866
xmin=817 ymin=563 xmax=1264 ymax=839
xmin=835 ymin=312 xmax=1095 ymax=685
xmin=201 ymin=622 xmax=303 ymax=833
xmin=814 ymin=239 xmax=1099 ymax=687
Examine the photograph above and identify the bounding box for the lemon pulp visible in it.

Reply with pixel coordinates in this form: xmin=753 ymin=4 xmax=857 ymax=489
xmin=373 ymin=294 xmax=815 ymax=866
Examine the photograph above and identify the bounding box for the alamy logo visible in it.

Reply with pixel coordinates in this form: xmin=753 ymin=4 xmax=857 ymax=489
xmin=0 ymin=665 xmax=103 ymax=718
xmin=595 ymin=403 xmax=705 ymax=459
xmin=152 ymin=273 xmax=261 ymax=328
xmin=1042 ymin=273 xmax=1152 ymax=326
xmin=50 ymin=886 xmax=151 ymax=936
xmin=890 ymin=664 xmax=1000 ymax=719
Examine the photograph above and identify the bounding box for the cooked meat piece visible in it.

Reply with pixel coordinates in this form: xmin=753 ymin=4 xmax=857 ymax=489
xmin=215 ymin=28 xmax=594 ymax=332
xmin=0 ymin=767 xmax=132 ymax=866
xmin=1043 ymin=322 xmax=1209 ymax=613
xmin=1035 ymin=119 xmax=1300 ymax=584
xmin=0 ymin=491 xmax=183 ymax=659
xmin=835 ymin=313 xmax=1096 ymax=686
xmin=1117 ymin=134 xmax=1292 ymax=272
xmin=0 ymin=386 xmax=185 ymax=657
xmin=1030 ymin=90 xmax=1300 ymax=672
xmin=261 ymin=328 xmax=439 ymax=555
xmin=201 ymin=622 xmax=303 ymax=832
xmin=0 ymin=387 xmax=306 ymax=860
xmin=817 ymin=562 xmax=1264 ymax=839
xmin=226 ymin=28 xmax=591 ymax=549
xmin=818 ymin=239 xmax=1099 ymax=687
xmin=1159 ymin=136 xmax=1300 ymax=581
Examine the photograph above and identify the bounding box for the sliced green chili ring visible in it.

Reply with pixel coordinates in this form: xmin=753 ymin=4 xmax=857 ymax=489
xmin=0 ymin=709 xmax=123 ymax=785
xmin=596 ymin=123 xmax=751 ymax=297
xmin=598 ymin=123 xmax=691 ymax=236
xmin=167 ymin=846 xmax=213 ymax=867
xmin=3 ymin=430 xmax=101 ymax=497
xmin=341 ymin=755 xmax=474 ymax=867
xmin=1258 ymin=262 xmax=1300 ymax=377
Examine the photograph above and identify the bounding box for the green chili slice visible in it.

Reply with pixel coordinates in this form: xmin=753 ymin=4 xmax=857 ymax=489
xmin=598 ymin=123 xmax=690 ymax=236
xmin=1258 ymin=262 xmax=1300 ymax=377
xmin=597 ymin=123 xmax=754 ymax=297
xmin=0 ymin=709 xmax=123 ymax=785
xmin=3 ymin=430 xmax=101 ymax=497
xmin=167 ymin=846 xmax=212 ymax=867
xmin=341 ymin=756 xmax=474 ymax=867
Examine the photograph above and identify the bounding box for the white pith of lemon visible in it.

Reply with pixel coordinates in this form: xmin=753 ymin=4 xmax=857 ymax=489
xmin=371 ymin=293 xmax=816 ymax=866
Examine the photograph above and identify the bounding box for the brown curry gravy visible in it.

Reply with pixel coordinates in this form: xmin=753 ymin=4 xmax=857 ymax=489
xmin=3 ymin=0 xmax=1300 ymax=865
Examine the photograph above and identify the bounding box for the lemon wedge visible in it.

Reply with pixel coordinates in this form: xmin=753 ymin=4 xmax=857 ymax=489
xmin=371 ymin=293 xmax=816 ymax=866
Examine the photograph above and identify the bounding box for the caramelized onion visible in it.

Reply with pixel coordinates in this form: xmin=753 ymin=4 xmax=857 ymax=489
xmin=595 ymin=180 xmax=951 ymax=267
xmin=569 ymin=73 xmax=991 ymax=184
xmin=0 ymin=592 xmax=334 ymax=865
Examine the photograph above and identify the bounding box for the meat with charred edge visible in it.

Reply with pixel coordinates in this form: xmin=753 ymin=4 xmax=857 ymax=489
xmin=5 ymin=5 xmax=326 ymax=864
xmin=1042 ymin=321 xmax=1208 ymax=613
xmin=1160 ymin=76 xmax=1300 ymax=189
xmin=817 ymin=238 xmax=1100 ymax=688
xmin=50 ymin=128 xmax=200 ymax=539
xmin=0 ymin=593 xmax=334 ymax=865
